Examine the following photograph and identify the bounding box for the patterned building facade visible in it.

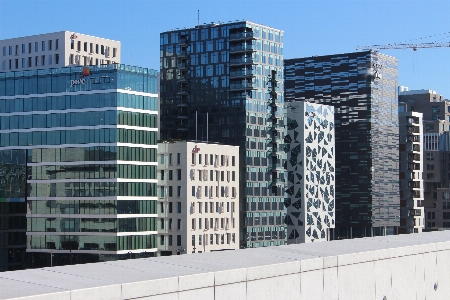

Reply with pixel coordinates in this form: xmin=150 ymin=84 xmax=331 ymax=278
xmin=285 ymin=102 xmax=335 ymax=243
xmin=285 ymin=51 xmax=399 ymax=239
xmin=160 ymin=21 xmax=286 ymax=248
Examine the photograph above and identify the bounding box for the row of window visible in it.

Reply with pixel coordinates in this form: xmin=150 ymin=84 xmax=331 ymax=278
xmin=245 ymin=212 xmax=284 ymax=226
xmin=160 ymin=185 xmax=236 ymax=199
xmin=28 ymin=200 xmax=156 ymax=215
xmin=27 ymin=182 xmax=156 ymax=197
xmin=159 ymin=233 xmax=236 ymax=248
xmin=1 ymin=54 xmax=60 ymax=71
xmin=68 ymin=54 xmax=116 ymax=67
xmin=30 ymin=164 xmax=156 ymax=180
xmin=29 ymin=146 xmax=156 ymax=163
xmin=190 ymin=201 xmax=236 ymax=214
xmin=0 ymin=70 xmax=157 ymax=96
xmin=27 ymin=217 xmax=156 ymax=233
xmin=70 ymin=40 xmax=117 ymax=58
xmin=191 ymin=153 xmax=235 ymax=166
xmin=189 ymin=170 xmax=236 ymax=182
xmin=0 ymin=128 xmax=157 ymax=147
xmin=0 ymin=110 xmax=157 ymax=130
xmin=2 ymin=40 xmax=59 ymax=57
xmin=0 ymin=94 xmax=157 ymax=113
xmin=28 ymin=234 xmax=156 ymax=251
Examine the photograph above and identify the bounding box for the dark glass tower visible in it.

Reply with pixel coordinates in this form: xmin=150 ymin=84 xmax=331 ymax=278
xmin=285 ymin=51 xmax=400 ymax=238
xmin=160 ymin=21 xmax=286 ymax=248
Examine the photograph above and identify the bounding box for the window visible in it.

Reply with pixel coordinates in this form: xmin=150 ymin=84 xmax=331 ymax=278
xmin=77 ymin=41 xmax=81 ymax=51
xmin=168 ymin=202 xmax=173 ymax=213
xmin=199 ymin=218 xmax=202 ymax=229
xmin=169 ymin=219 xmax=172 ymax=229
xmin=221 ymin=171 xmax=224 ymax=181
xmin=49 ymin=54 xmax=52 ymax=65
xmin=160 ymin=186 xmax=165 ymax=197
xmin=192 ymin=186 xmax=196 ymax=196
xmin=169 ymin=170 xmax=173 ymax=180
xmin=161 ymin=170 xmax=165 ymax=180
xmin=199 ymin=235 xmax=202 ymax=245
xmin=41 ymin=41 xmax=45 ymax=51
xmin=113 ymin=47 xmax=117 ymax=57
xmin=177 ymin=219 xmax=181 ymax=229
xmin=177 ymin=153 xmax=181 ymax=164
xmin=55 ymin=54 xmax=59 ymax=65
xmin=160 ymin=235 xmax=164 ymax=245
xmin=177 ymin=202 xmax=181 ymax=213
xmin=160 ymin=202 xmax=164 ymax=213
xmin=71 ymin=40 xmax=74 ymax=50
xmin=443 ymin=212 xmax=450 ymax=219
xmin=210 ymin=234 xmax=213 ymax=244
xmin=160 ymin=218 xmax=165 ymax=229
xmin=168 ymin=186 xmax=173 ymax=197
xmin=427 ymin=164 xmax=434 ymax=171
xmin=432 ymin=106 xmax=441 ymax=113
xmin=48 ymin=40 xmax=52 ymax=51
xmin=84 ymin=42 xmax=87 ymax=52
xmin=177 ymin=235 xmax=181 ymax=246
xmin=427 ymin=173 xmax=435 ymax=180
xmin=35 ymin=42 xmax=38 ymax=52
xmin=55 ymin=39 xmax=59 ymax=50
xmin=177 ymin=186 xmax=181 ymax=197
xmin=101 ymin=45 xmax=105 ymax=54
xmin=427 ymin=153 xmax=434 ymax=161
xmin=192 ymin=219 xmax=195 ymax=230
xmin=427 ymin=212 xmax=435 ymax=219
xmin=169 ymin=154 xmax=172 ymax=164
xmin=41 ymin=55 xmax=45 ymax=66
xmin=232 ymin=171 xmax=236 ymax=181
xmin=168 ymin=235 xmax=173 ymax=246
xmin=160 ymin=154 xmax=165 ymax=164
xmin=426 ymin=124 xmax=435 ymax=131
xmin=177 ymin=169 xmax=181 ymax=180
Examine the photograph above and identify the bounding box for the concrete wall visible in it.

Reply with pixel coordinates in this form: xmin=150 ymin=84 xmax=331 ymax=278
xmin=1 ymin=231 xmax=450 ymax=299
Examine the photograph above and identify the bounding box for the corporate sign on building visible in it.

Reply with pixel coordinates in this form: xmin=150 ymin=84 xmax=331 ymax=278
xmin=69 ymin=67 xmax=92 ymax=88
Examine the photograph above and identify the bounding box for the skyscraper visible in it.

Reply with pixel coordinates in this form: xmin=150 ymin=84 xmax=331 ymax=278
xmin=160 ymin=21 xmax=286 ymax=248
xmin=285 ymin=51 xmax=399 ymax=239
xmin=284 ymin=102 xmax=335 ymax=243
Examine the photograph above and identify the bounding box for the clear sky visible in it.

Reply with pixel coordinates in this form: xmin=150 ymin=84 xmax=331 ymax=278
xmin=1 ymin=0 xmax=450 ymax=97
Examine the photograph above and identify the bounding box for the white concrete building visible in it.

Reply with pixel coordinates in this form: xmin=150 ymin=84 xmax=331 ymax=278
xmin=0 ymin=31 xmax=120 ymax=72
xmin=157 ymin=141 xmax=239 ymax=255
xmin=285 ymin=102 xmax=335 ymax=243
xmin=399 ymin=110 xmax=425 ymax=233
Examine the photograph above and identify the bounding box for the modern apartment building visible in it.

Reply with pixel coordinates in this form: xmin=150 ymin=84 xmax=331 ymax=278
xmin=399 ymin=88 xmax=450 ymax=230
xmin=160 ymin=21 xmax=286 ymax=248
xmin=285 ymin=51 xmax=400 ymax=239
xmin=157 ymin=141 xmax=239 ymax=255
xmin=0 ymin=31 xmax=120 ymax=72
xmin=398 ymin=108 xmax=424 ymax=233
xmin=284 ymin=102 xmax=335 ymax=243
xmin=0 ymin=63 xmax=159 ymax=268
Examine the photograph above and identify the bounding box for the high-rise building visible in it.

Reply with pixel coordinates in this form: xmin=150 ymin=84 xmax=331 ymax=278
xmin=399 ymin=88 xmax=450 ymax=230
xmin=0 ymin=63 xmax=159 ymax=268
xmin=0 ymin=31 xmax=121 ymax=72
xmin=284 ymin=102 xmax=335 ymax=243
xmin=157 ymin=141 xmax=239 ymax=255
xmin=285 ymin=51 xmax=400 ymax=239
xmin=398 ymin=108 xmax=424 ymax=233
xmin=160 ymin=21 xmax=286 ymax=248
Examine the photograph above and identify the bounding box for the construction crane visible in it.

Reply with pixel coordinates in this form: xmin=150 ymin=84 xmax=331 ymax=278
xmin=357 ymin=32 xmax=450 ymax=51
xmin=357 ymin=42 xmax=450 ymax=51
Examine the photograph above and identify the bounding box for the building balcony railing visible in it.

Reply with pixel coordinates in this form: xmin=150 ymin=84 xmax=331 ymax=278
xmin=177 ymin=87 xmax=188 ymax=94
xmin=178 ymin=63 xmax=188 ymax=70
xmin=229 ymin=58 xmax=255 ymax=65
xmin=229 ymin=45 xmax=256 ymax=53
xmin=230 ymin=82 xmax=254 ymax=90
xmin=230 ymin=70 xmax=256 ymax=78
xmin=178 ymin=38 xmax=188 ymax=46
xmin=229 ymin=32 xmax=255 ymax=40
xmin=178 ymin=50 xmax=189 ymax=58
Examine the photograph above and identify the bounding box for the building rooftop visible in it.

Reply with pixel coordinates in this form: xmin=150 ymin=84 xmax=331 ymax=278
xmin=1 ymin=231 xmax=450 ymax=299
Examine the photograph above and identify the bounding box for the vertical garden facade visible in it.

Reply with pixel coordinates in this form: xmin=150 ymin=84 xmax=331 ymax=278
xmin=0 ymin=64 xmax=159 ymax=267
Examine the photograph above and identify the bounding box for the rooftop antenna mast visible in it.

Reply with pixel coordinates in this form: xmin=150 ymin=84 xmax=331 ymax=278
xmin=198 ymin=10 xmax=199 ymax=26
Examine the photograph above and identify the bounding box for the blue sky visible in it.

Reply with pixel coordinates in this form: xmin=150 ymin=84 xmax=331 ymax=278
xmin=1 ymin=0 xmax=450 ymax=96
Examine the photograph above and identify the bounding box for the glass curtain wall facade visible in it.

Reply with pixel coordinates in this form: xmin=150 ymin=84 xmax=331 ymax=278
xmin=160 ymin=21 xmax=286 ymax=248
xmin=0 ymin=150 xmax=27 ymax=271
xmin=0 ymin=64 xmax=159 ymax=268
xmin=285 ymin=51 xmax=400 ymax=239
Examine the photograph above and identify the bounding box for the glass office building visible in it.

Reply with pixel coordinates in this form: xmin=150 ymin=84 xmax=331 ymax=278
xmin=0 ymin=64 xmax=159 ymax=267
xmin=160 ymin=21 xmax=286 ymax=248
xmin=285 ymin=51 xmax=400 ymax=239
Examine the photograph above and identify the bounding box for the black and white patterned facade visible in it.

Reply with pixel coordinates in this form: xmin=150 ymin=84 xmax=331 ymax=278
xmin=285 ymin=102 xmax=335 ymax=243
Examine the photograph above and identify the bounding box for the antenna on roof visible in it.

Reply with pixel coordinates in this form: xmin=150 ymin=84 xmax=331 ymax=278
xmin=198 ymin=10 xmax=199 ymax=26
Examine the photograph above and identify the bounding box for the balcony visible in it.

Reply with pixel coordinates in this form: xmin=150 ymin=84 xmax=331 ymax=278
xmin=230 ymin=70 xmax=256 ymax=78
xmin=178 ymin=63 xmax=188 ymax=70
xmin=177 ymin=87 xmax=188 ymax=94
xmin=229 ymin=45 xmax=256 ymax=53
xmin=178 ymin=38 xmax=188 ymax=46
xmin=229 ymin=57 xmax=255 ymax=66
xmin=229 ymin=32 xmax=255 ymax=40
xmin=178 ymin=50 xmax=188 ymax=58
xmin=230 ymin=82 xmax=253 ymax=91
